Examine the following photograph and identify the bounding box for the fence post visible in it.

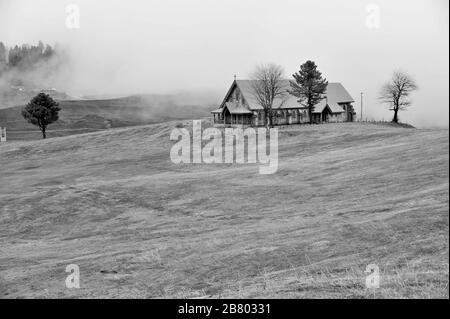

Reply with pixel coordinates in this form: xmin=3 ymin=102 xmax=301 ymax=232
xmin=0 ymin=127 xmax=6 ymax=142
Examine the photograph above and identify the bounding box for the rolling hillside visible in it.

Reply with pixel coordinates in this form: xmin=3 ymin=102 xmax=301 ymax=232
xmin=0 ymin=94 xmax=216 ymax=140
xmin=0 ymin=121 xmax=448 ymax=298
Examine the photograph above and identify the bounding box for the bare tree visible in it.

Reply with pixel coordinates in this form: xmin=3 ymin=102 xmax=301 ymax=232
xmin=250 ymin=64 xmax=286 ymax=129
xmin=379 ymin=71 xmax=418 ymax=123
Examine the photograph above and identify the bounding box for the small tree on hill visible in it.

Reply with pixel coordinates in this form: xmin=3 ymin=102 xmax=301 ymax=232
xmin=22 ymin=93 xmax=60 ymax=139
xmin=289 ymin=60 xmax=328 ymax=124
xmin=379 ymin=70 xmax=418 ymax=123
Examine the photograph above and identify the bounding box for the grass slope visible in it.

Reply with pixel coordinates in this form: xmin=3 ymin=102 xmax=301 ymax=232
xmin=0 ymin=121 xmax=448 ymax=298
xmin=0 ymin=95 xmax=214 ymax=141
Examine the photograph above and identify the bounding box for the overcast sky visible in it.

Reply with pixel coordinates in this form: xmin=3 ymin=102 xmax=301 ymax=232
xmin=0 ymin=0 xmax=448 ymax=127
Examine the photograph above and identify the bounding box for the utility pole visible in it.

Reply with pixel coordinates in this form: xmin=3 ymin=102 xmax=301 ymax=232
xmin=360 ymin=92 xmax=363 ymax=122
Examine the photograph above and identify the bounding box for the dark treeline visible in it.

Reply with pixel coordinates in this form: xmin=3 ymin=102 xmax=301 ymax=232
xmin=0 ymin=41 xmax=56 ymax=72
xmin=0 ymin=41 xmax=66 ymax=107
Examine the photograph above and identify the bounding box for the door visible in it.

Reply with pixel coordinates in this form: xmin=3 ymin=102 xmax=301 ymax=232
xmin=224 ymin=108 xmax=231 ymax=124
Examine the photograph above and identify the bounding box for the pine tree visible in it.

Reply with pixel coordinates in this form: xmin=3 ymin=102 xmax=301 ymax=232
xmin=289 ymin=60 xmax=328 ymax=124
xmin=0 ymin=42 xmax=7 ymax=74
xmin=0 ymin=42 xmax=6 ymax=64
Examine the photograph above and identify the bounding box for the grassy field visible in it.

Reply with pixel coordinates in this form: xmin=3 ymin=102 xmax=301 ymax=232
xmin=0 ymin=121 xmax=448 ymax=298
xmin=0 ymin=95 xmax=214 ymax=141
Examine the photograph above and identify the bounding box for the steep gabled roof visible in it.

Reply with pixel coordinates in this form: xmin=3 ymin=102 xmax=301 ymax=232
xmin=234 ymin=80 xmax=299 ymax=110
xmin=222 ymin=80 xmax=354 ymax=112
xmin=225 ymin=101 xmax=253 ymax=114
xmin=313 ymin=100 xmax=346 ymax=113
xmin=324 ymin=82 xmax=354 ymax=104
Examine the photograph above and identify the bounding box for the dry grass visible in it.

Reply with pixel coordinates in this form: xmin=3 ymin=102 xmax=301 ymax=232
xmin=0 ymin=120 xmax=448 ymax=298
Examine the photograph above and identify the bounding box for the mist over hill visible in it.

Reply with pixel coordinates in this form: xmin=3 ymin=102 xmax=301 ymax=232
xmin=0 ymin=41 xmax=221 ymax=139
xmin=0 ymin=93 xmax=218 ymax=140
xmin=0 ymin=41 xmax=75 ymax=108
